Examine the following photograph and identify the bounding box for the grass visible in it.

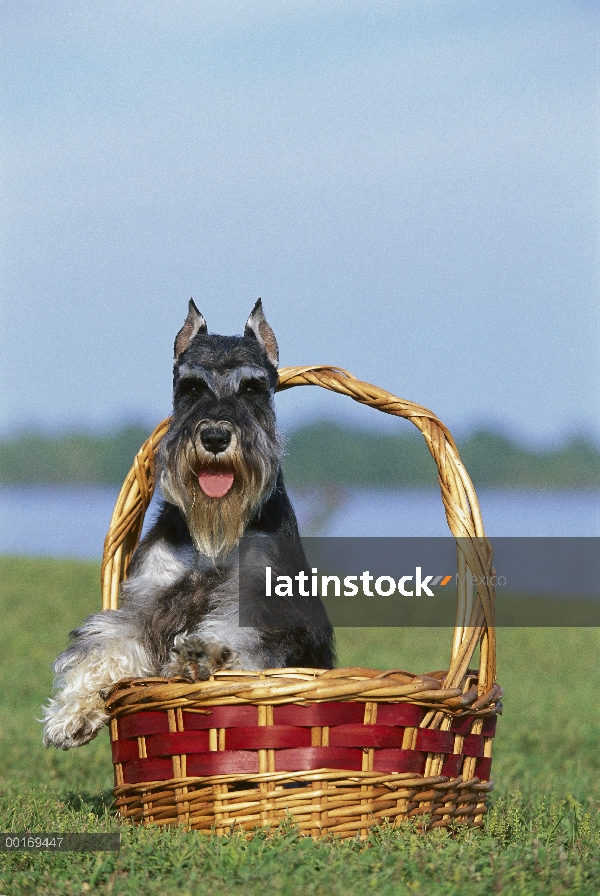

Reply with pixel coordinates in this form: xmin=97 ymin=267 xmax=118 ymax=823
xmin=0 ymin=556 xmax=599 ymax=894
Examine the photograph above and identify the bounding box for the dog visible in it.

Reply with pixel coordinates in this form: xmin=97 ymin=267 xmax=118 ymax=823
xmin=42 ymin=300 xmax=335 ymax=750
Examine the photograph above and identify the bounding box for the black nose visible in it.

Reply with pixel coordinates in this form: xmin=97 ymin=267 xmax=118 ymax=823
xmin=200 ymin=426 xmax=232 ymax=455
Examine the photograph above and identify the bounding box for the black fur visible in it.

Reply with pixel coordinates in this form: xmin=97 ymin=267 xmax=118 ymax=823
xmin=123 ymin=302 xmax=335 ymax=673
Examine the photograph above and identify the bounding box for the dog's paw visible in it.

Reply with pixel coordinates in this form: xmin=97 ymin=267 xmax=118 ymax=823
xmin=42 ymin=697 xmax=108 ymax=750
xmin=161 ymin=634 xmax=240 ymax=682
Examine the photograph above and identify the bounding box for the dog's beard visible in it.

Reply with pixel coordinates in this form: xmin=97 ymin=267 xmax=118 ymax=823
xmin=160 ymin=439 xmax=280 ymax=559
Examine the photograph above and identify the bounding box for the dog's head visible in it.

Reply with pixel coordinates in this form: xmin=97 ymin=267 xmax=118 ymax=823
xmin=158 ymin=300 xmax=284 ymax=558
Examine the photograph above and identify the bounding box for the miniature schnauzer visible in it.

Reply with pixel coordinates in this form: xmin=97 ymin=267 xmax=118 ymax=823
xmin=42 ymin=300 xmax=335 ymax=750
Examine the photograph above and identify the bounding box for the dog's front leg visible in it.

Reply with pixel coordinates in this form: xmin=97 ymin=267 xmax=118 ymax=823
xmin=42 ymin=612 xmax=153 ymax=750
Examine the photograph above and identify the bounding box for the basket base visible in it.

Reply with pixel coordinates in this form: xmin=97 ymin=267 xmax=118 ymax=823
xmin=113 ymin=771 xmax=493 ymax=839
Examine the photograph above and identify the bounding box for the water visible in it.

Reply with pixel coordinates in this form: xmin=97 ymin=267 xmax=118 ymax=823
xmin=0 ymin=486 xmax=121 ymax=561
xmin=0 ymin=485 xmax=598 ymax=560
xmin=311 ymin=488 xmax=600 ymax=538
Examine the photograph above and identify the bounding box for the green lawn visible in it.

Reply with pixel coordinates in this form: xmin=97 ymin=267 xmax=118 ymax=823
xmin=0 ymin=557 xmax=598 ymax=895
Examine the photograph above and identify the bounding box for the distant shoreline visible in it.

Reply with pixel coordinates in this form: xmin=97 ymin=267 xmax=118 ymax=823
xmin=0 ymin=421 xmax=598 ymax=489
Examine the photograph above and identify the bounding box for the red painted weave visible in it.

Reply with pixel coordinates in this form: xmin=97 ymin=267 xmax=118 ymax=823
xmin=372 ymin=749 xmax=427 ymax=774
xmin=328 ymin=724 xmax=403 ymax=748
xmin=415 ymin=729 xmax=454 ymax=753
xmin=122 ymin=758 xmax=174 ymax=785
xmin=462 ymin=734 xmax=485 ymax=758
xmin=118 ymin=711 xmax=169 ymax=739
xmin=450 ymin=715 xmax=474 ymax=736
xmin=111 ymin=738 xmax=140 ymax=763
xmin=376 ymin=704 xmax=425 ymax=726
xmin=450 ymin=715 xmax=498 ymax=737
xmin=273 ymin=702 xmax=365 ymax=726
xmin=186 ymin=751 xmax=260 ymax=776
xmin=145 ymin=731 xmax=210 ymax=758
xmin=182 ymin=706 xmax=258 ymax=729
xmin=481 ymin=716 xmax=497 ymax=737
xmin=474 ymin=757 xmax=492 ymax=780
xmin=225 ymin=725 xmax=312 ymax=750
xmin=113 ymin=703 xmax=497 ymax=787
xmin=274 ymin=747 xmax=364 ymax=772
xmin=440 ymin=753 xmax=463 ymax=777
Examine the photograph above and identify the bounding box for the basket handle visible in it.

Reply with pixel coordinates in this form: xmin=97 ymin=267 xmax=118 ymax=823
xmin=101 ymin=365 xmax=496 ymax=694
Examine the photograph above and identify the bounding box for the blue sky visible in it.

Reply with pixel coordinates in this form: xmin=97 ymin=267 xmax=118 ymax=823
xmin=1 ymin=0 xmax=598 ymax=443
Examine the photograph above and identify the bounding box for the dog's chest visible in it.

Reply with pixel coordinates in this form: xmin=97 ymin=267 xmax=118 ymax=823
xmin=131 ymin=538 xmax=265 ymax=667
xmin=193 ymin=574 xmax=265 ymax=668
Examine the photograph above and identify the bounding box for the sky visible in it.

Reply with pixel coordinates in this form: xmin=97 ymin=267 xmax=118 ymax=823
xmin=1 ymin=0 xmax=598 ymax=444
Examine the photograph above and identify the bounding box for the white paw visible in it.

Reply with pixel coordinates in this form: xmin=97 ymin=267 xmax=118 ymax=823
xmin=42 ymin=696 xmax=108 ymax=750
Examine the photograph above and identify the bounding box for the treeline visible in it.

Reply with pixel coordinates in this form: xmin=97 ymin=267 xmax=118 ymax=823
xmin=0 ymin=421 xmax=598 ymax=489
xmin=0 ymin=426 xmax=150 ymax=486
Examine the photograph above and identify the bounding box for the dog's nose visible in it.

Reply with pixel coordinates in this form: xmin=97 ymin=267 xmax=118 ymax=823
xmin=200 ymin=427 xmax=232 ymax=455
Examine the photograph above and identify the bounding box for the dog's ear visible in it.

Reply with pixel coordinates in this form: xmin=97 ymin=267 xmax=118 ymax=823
xmin=244 ymin=299 xmax=279 ymax=367
xmin=174 ymin=299 xmax=208 ymax=358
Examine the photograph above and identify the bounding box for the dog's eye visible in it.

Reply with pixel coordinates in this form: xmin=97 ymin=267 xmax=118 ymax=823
xmin=239 ymin=379 xmax=266 ymax=396
xmin=179 ymin=380 xmax=209 ymax=400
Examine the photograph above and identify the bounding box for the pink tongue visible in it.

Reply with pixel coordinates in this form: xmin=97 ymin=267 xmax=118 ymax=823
xmin=198 ymin=470 xmax=235 ymax=498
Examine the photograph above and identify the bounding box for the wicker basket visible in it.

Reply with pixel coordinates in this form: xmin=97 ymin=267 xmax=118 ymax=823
xmin=102 ymin=365 xmax=500 ymax=839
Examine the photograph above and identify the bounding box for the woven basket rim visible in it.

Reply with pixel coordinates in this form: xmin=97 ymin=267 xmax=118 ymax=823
xmin=105 ymin=668 xmax=502 ymax=725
